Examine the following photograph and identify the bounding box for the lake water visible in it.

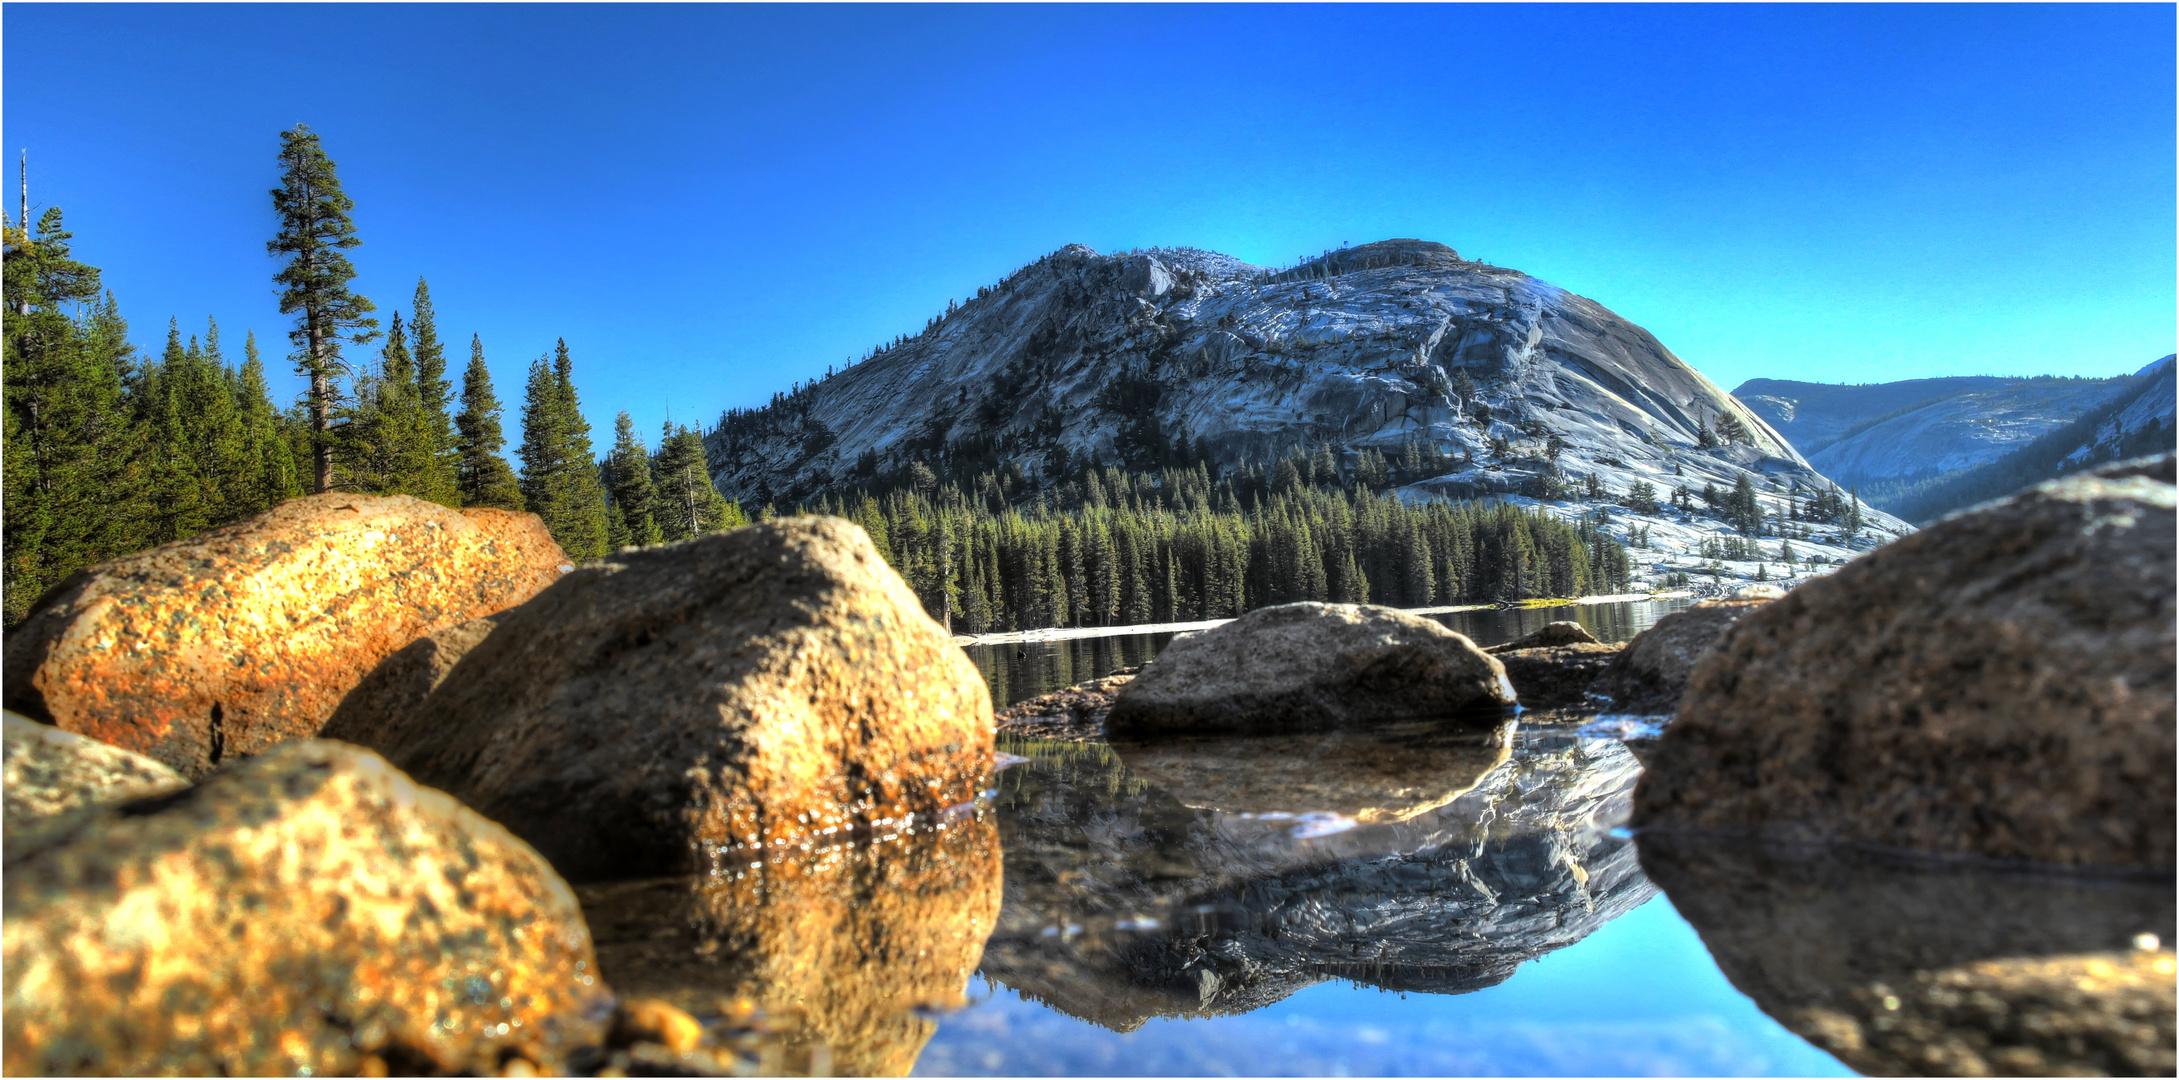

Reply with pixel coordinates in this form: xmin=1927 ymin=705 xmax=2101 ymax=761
xmin=576 ymin=599 xmax=2174 ymax=1077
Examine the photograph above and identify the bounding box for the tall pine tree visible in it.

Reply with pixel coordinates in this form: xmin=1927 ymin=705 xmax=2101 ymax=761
xmin=406 ymin=278 xmax=460 ymax=504
xmin=268 ymin=124 xmax=376 ymax=493
xmin=517 ymin=339 xmax=608 ymax=557
xmin=604 ymin=411 xmax=663 ymax=547
xmin=455 ymin=335 xmax=523 ymax=510
xmin=653 ymin=421 xmax=743 ymax=541
xmin=234 ymin=329 xmax=299 ymax=514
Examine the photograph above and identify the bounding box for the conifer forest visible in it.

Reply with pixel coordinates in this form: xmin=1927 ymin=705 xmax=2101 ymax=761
xmin=3 ymin=124 xmax=1635 ymax=633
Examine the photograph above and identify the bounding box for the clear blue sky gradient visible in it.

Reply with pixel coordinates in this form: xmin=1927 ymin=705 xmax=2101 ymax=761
xmin=7 ymin=4 xmax=2173 ymax=449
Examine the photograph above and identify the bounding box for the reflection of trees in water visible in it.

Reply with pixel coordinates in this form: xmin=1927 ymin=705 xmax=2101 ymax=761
xmin=1640 ymin=835 xmax=2177 ymax=1077
xmin=981 ymin=725 xmax=1656 ymax=1030
xmin=575 ymin=813 xmax=1001 ymax=1077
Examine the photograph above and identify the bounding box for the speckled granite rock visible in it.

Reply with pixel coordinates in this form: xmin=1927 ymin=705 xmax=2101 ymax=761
xmin=327 ymin=517 xmax=994 ymax=882
xmin=1494 ymin=642 xmax=1622 ymax=709
xmin=1584 ymin=600 xmax=1767 ymax=714
xmin=1639 ymin=834 xmax=2176 ymax=1077
xmin=2 ymin=711 xmax=186 ymax=827
xmin=1 ymin=740 xmax=609 ymax=1077
xmin=1485 ymin=620 xmax=1600 ymax=653
xmin=1105 ymin=603 xmax=1514 ymax=734
xmin=577 ymin=811 xmax=1001 ymax=1077
xmin=1 ymin=494 xmax=569 ymax=778
xmin=1635 ymin=456 xmax=2176 ymax=868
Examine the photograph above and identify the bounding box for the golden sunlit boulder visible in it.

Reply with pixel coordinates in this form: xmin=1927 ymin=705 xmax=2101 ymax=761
xmin=327 ymin=516 xmax=994 ymax=882
xmin=2 ymin=711 xmax=187 ymax=828
xmin=2 ymin=740 xmax=609 ymax=1077
xmin=0 ymin=494 xmax=569 ymax=778
xmin=576 ymin=811 xmax=1002 ymax=1077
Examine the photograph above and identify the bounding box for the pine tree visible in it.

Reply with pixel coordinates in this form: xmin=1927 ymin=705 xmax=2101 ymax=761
xmin=407 ymin=278 xmax=460 ymax=504
xmin=605 ymin=411 xmax=662 ymax=547
xmin=268 ymin=124 xmax=377 ymax=493
xmin=3 ymin=208 xmax=148 ymax=625
xmin=517 ymin=339 xmax=609 ymax=557
xmin=234 ymin=330 xmax=298 ymax=514
xmin=455 ymin=335 xmax=523 ymax=510
xmin=1714 ymin=409 xmax=1750 ymax=446
xmin=653 ymin=421 xmax=742 ymax=541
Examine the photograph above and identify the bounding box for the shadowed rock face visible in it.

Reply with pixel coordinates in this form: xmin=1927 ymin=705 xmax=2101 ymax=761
xmin=1584 ymin=600 xmax=1767 ymax=715
xmin=1639 ymin=835 xmax=2176 ymax=1077
xmin=1106 ymin=603 xmax=1514 ymax=735
xmin=576 ymin=814 xmax=1002 ymax=1078
xmin=1110 ymin=718 xmax=1515 ymax=824
xmin=0 ymin=494 xmax=569 ymax=778
xmin=2 ymin=741 xmax=609 ymax=1077
xmin=324 ymin=517 xmax=994 ymax=882
xmin=979 ymin=726 xmax=1655 ymax=1031
xmin=1636 ymin=456 xmax=2176 ymax=869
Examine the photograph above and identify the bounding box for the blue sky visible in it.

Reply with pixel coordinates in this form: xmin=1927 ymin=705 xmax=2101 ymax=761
xmin=6 ymin=4 xmax=2173 ymax=448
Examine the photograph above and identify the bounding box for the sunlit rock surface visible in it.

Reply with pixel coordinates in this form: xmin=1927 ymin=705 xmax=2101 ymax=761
xmin=576 ymin=813 xmax=1002 ymax=1077
xmin=1639 ymin=834 xmax=2176 ymax=1077
xmin=0 ymin=494 xmax=568 ymax=778
xmin=979 ymin=725 xmax=1654 ymax=1030
xmin=327 ymin=517 xmax=994 ymax=882
xmin=1 ymin=711 xmax=187 ymax=828
xmin=1 ymin=741 xmax=608 ymax=1077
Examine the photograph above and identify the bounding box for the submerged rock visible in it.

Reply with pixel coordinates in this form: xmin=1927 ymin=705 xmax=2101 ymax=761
xmin=982 ymin=728 xmax=1653 ymax=1030
xmin=1584 ymin=599 xmax=1767 ymax=715
xmin=2 ymin=711 xmax=186 ymax=828
xmin=326 ymin=517 xmax=993 ymax=882
xmin=576 ymin=812 xmax=1001 ymax=1077
xmin=1485 ymin=620 xmax=1600 ymax=652
xmin=996 ymin=670 xmax=1137 ymax=742
xmin=1110 ymin=718 xmax=1513 ymax=824
xmin=1105 ymin=603 xmax=1514 ymax=735
xmin=1493 ymin=642 xmax=1622 ymax=709
xmin=0 ymin=494 xmax=569 ymax=778
xmin=1 ymin=740 xmax=608 ymax=1077
xmin=1639 ymin=834 xmax=2175 ymax=1077
xmin=1636 ymin=456 xmax=2177 ymax=869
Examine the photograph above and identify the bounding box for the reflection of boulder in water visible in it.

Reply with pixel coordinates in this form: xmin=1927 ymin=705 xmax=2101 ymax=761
xmin=982 ymin=729 xmax=1655 ymax=1031
xmin=576 ymin=813 xmax=1000 ymax=1077
xmin=1109 ymin=718 xmax=1515 ymax=823
xmin=1639 ymin=835 xmax=2177 ymax=1077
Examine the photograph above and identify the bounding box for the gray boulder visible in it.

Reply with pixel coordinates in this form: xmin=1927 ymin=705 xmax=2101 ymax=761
xmin=1585 ymin=600 xmax=1768 ymax=715
xmin=1635 ymin=455 xmax=2176 ymax=869
xmin=2 ymin=711 xmax=187 ymax=828
xmin=1485 ymin=620 xmax=1600 ymax=653
xmin=1105 ymin=603 xmax=1514 ymax=734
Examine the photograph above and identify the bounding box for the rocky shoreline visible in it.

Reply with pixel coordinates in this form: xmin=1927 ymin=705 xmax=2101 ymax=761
xmin=3 ymin=456 xmax=2172 ymax=1076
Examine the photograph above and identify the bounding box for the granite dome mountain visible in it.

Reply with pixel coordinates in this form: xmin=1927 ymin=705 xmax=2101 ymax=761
xmin=708 ymin=240 xmax=1908 ymax=560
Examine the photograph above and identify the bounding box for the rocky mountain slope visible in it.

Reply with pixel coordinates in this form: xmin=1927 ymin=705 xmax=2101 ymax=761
xmin=708 ymin=239 xmax=1909 ymax=573
xmin=1736 ymin=371 xmax=2145 ymax=492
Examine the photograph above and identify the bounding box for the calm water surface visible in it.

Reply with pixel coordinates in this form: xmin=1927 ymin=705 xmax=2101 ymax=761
xmin=576 ymin=600 xmax=2172 ymax=1077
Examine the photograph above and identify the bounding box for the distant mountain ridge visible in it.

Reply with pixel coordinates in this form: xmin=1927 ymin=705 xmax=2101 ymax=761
xmin=705 ymin=239 xmax=1909 ymax=560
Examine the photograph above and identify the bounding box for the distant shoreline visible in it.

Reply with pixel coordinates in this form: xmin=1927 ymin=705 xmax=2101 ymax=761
xmin=950 ymin=592 xmax=1693 ymax=648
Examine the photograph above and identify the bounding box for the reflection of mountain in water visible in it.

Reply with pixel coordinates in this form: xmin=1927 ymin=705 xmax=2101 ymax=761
xmin=1640 ymin=835 xmax=2177 ymax=1077
xmin=982 ymin=724 xmax=1656 ymax=1030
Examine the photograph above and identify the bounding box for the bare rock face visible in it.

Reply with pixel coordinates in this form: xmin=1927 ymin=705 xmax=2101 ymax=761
xmin=2 ymin=711 xmax=187 ymax=828
xmin=1 ymin=740 xmax=609 ymax=1077
xmin=1 ymin=494 xmax=569 ymax=778
xmin=577 ymin=813 xmax=1001 ymax=1077
xmin=1584 ymin=600 xmax=1767 ymax=715
xmin=1639 ymin=834 xmax=2175 ymax=1077
xmin=326 ymin=517 xmax=994 ymax=882
xmin=996 ymin=670 xmax=1137 ymax=742
xmin=1105 ymin=603 xmax=1513 ymax=734
xmin=1485 ymin=620 xmax=1600 ymax=653
xmin=1635 ymin=456 xmax=2176 ymax=869
xmin=1494 ymin=642 xmax=1622 ymax=709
